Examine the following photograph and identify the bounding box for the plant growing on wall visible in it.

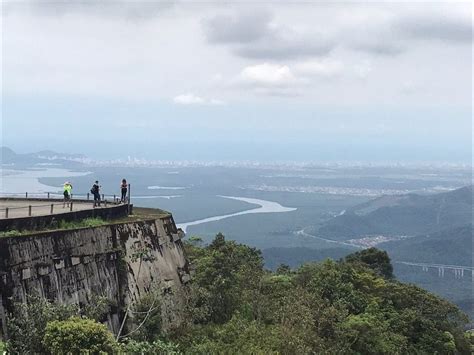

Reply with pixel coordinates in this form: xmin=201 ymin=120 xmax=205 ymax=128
xmin=116 ymin=242 xmax=159 ymax=341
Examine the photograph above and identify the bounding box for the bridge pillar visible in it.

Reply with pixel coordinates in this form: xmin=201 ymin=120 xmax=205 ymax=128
xmin=438 ymin=267 xmax=445 ymax=277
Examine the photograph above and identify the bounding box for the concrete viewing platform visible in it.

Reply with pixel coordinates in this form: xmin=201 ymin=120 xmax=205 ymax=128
xmin=0 ymin=197 xmax=131 ymax=231
xmin=0 ymin=199 xmax=112 ymax=219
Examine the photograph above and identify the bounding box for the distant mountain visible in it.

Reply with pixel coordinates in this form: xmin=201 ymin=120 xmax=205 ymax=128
xmin=381 ymin=224 xmax=472 ymax=265
xmin=317 ymin=186 xmax=472 ymax=240
xmin=1 ymin=147 xmax=86 ymax=167
xmin=1 ymin=147 xmax=17 ymax=162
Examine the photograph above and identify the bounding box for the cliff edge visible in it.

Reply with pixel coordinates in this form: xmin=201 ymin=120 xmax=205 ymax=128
xmin=0 ymin=208 xmax=190 ymax=338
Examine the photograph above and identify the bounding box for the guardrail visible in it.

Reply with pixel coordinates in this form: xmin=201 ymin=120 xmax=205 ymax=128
xmin=0 ymin=191 xmax=127 ymax=203
xmin=0 ymin=187 xmax=132 ymax=219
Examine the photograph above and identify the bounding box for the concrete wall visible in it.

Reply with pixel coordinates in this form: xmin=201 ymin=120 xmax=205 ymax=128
xmin=0 ymin=214 xmax=189 ymax=338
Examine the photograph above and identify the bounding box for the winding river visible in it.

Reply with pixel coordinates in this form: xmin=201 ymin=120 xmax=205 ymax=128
xmin=177 ymin=195 xmax=297 ymax=233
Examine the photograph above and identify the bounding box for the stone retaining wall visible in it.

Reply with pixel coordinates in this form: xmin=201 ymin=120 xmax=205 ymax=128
xmin=0 ymin=214 xmax=189 ymax=338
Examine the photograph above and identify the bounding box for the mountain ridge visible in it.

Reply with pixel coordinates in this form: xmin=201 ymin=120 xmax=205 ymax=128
xmin=317 ymin=186 xmax=472 ymax=240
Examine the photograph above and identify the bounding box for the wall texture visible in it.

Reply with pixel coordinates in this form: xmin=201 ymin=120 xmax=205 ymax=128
xmin=0 ymin=214 xmax=190 ymax=338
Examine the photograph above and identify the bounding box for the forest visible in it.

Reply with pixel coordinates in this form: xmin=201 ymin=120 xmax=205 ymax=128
xmin=2 ymin=234 xmax=473 ymax=354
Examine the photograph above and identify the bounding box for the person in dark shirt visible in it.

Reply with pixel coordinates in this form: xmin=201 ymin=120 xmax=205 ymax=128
xmin=91 ymin=181 xmax=101 ymax=207
xmin=120 ymin=179 xmax=128 ymax=203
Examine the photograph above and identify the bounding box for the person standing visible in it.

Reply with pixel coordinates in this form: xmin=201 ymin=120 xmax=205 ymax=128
xmin=63 ymin=182 xmax=72 ymax=208
xmin=120 ymin=179 xmax=128 ymax=203
xmin=91 ymin=181 xmax=101 ymax=207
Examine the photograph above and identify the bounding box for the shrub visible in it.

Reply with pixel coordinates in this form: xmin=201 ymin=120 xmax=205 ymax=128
xmin=7 ymin=295 xmax=78 ymax=354
xmin=43 ymin=317 xmax=117 ymax=354
xmin=118 ymin=339 xmax=182 ymax=355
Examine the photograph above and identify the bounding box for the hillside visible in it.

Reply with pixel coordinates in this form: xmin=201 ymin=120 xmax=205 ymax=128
xmin=2 ymin=233 xmax=472 ymax=353
xmin=317 ymin=186 xmax=472 ymax=240
xmin=165 ymin=236 xmax=473 ymax=353
xmin=1 ymin=147 xmax=85 ymax=167
xmin=380 ymin=224 xmax=472 ymax=265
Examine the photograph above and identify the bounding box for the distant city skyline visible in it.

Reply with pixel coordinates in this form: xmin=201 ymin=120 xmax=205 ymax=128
xmin=1 ymin=1 xmax=472 ymax=163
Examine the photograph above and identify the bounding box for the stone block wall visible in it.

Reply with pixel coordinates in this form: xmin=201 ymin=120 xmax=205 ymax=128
xmin=0 ymin=214 xmax=189 ymax=338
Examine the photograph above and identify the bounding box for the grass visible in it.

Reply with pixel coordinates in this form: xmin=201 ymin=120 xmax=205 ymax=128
xmin=0 ymin=207 xmax=172 ymax=238
xmin=0 ymin=230 xmax=23 ymax=237
xmin=58 ymin=218 xmax=108 ymax=229
xmin=0 ymin=218 xmax=108 ymax=238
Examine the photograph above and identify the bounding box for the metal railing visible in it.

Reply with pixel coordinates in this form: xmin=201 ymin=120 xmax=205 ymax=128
xmin=0 ymin=201 xmax=75 ymax=218
xmin=0 ymin=191 xmax=127 ymax=203
xmin=0 ymin=186 xmax=132 ymax=219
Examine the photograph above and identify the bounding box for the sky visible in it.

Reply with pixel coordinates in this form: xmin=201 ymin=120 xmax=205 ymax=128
xmin=1 ymin=1 xmax=472 ymax=163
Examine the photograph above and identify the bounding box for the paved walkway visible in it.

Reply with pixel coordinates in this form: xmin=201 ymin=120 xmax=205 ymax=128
xmin=0 ymin=199 xmax=112 ymax=219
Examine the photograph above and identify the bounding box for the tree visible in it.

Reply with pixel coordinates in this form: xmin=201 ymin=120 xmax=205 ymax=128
xmin=43 ymin=317 xmax=117 ymax=354
xmin=176 ymin=235 xmax=471 ymax=354
xmin=344 ymin=247 xmax=394 ymax=279
xmin=126 ymin=291 xmax=162 ymax=342
xmin=188 ymin=233 xmax=264 ymax=323
xmin=7 ymin=295 xmax=78 ymax=354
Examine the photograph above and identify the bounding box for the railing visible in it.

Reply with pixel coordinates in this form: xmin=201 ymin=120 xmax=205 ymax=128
xmin=0 ymin=191 xmax=127 ymax=203
xmin=0 ymin=188 xmax=132 ymax=219
xmin=0 ymin=201 xmax=75 ymax=218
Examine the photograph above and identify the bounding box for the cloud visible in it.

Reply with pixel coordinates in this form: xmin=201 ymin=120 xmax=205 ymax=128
xmin=350 ymin=41 xmax=404 ymax=56
xmin=239 ymin=63 xmax=298 ymax=86
xmin=344 ymin=6 xmax=471 ymax=55
xmin=204 ymin=5 xmax=471 ymax=61
xmin=203 ymin=11 xmax=334 ymax=60
xmin=173 ymin=93 xmax=225 ymax=105
xmin=235 ymin=27 xmax=333 ymax=59
xmin=294 ymin=59 xmax=343 ymax=78
xmin=353 ymin=61 xmax=373 ymax=80
xmin=204 ymin=10 xmax=271 ymax=44
xmin=232 ymin=63 xmax=308 ymax=97
xmin=3 ymin=0 xmax=174 ymax=20
xmin=397 ymin=12 xmax=472 ymax=43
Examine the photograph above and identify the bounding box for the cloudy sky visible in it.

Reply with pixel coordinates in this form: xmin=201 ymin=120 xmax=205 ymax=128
xmin=1 ymin=1 xmax=472 ymax=162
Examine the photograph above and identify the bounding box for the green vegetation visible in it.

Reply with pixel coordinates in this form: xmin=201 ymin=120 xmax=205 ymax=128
xmin=2 ymin=234 xmax=472 ymax=354
xmin=0 ymin=230 xmax=22 ymax=237
xmin=343 ymin=247 xmax=393 ymax=279
xmin=6 ymin=295 xmax=110 ymax=354
xmin=43 ymin=317 xmax=116 ymax=354
xmin=57 ymin=217 xmax=107 ymax=229
xmin=174 ymin=234 xmax=471 ymax=354
xmin=0 ymin=207 xmax=171 ymax=238
xmin=0 ymin=218 xmax=108 ymax=238
xmin=117 ymin=340 xmax=182 ymax=354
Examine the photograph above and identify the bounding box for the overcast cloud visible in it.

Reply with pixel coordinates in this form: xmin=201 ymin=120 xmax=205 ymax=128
xmin=1 ymin=1 xmax=472 ymax=162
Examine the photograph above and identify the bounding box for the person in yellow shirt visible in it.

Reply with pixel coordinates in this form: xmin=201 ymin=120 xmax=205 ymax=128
xmin=63 ymin=182 xmax=72 ymax=208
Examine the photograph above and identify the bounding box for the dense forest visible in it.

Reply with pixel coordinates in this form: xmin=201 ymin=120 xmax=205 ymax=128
xmin=2 ymin=234 xmax=473 ymax=354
